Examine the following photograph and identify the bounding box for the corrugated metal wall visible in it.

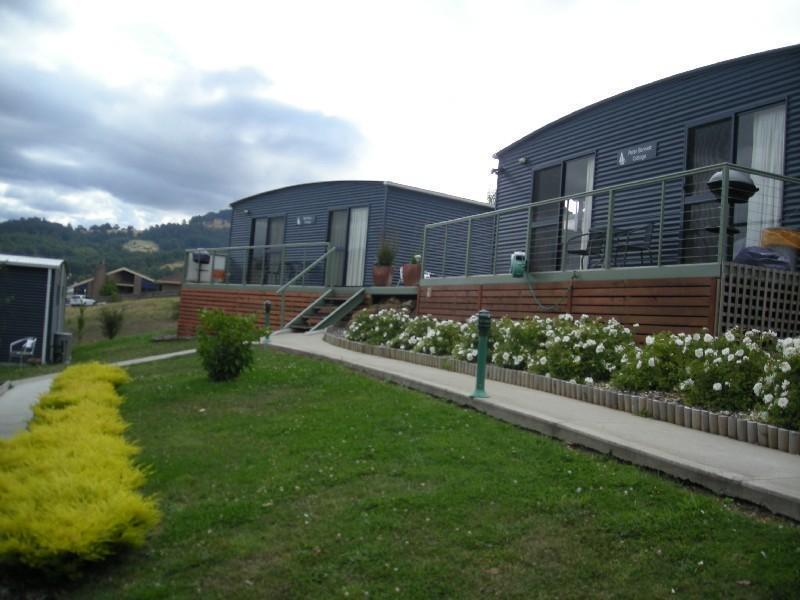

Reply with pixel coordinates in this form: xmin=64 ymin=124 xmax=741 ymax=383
xmin=384 ymin=186 xmax=493 ymax=279
xmin=0 ymin=266 xmax=48 ymax=362
xmin=494 ymin=45 xmax=800 ymax=266
xmin=228 ymin=181 xmax=491 ymax=286
xmin=229 ymin=181 xmax=386 ymax=286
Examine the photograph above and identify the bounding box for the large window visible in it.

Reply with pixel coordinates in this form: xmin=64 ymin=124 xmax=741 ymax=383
xmin=683 ymin=103 xmax=786 ymax=262
xmin=529 ymin=155 xmax=595 ymax=271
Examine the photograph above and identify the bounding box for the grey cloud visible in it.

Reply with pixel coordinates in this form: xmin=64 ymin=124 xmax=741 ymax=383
xmin=0 ymin=60 xmax=363 ymax=223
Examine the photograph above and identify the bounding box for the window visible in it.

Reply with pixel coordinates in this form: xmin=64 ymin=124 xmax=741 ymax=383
xmin=529 ymin=155 xmax=595 ymax=271
xmin=682 ymin=103 xmax=786 ymax=262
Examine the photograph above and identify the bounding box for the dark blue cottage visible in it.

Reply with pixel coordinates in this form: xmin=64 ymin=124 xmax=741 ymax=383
xmin=0 ymin=254 xmax=68 ymax=364
xmin=419 ymin=45 xmax=800 ymax=337
xmin=222 ymin=180 xmax=491 ymax=287
xmin=178 ymin=181 xmax=491 ymax=334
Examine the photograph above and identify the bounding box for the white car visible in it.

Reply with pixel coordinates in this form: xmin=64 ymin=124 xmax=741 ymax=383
xmin=68 ymin=294 xmax=96 ymax=307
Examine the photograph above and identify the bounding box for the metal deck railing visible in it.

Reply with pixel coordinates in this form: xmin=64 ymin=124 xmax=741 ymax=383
xmin=422 ymin=163 xmax=800 ymax=281
xmin=182 ymin=242 xmax=333 ymax=288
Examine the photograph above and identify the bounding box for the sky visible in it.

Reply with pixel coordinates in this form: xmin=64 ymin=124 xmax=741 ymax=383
xmin=0 ymin=0 xmax=797 ymax=229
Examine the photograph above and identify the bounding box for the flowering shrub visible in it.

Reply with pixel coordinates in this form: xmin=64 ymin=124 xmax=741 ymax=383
xmin=754 ymin=338 xmax=800 ymax=431
xmin=681 ymin=329 xmax=772 ymax=412
xmin=529 ymin=315 xmax=633 ymax=382
xmin=612 ymin=332 xmax=698 ymax=392
xmin=346 ymin=307 xmax=411 ymax=345
xmin=344 ymin=308 xmax=800 ymax=431
xmin=491 ymin=317 xmax=549 ymax=370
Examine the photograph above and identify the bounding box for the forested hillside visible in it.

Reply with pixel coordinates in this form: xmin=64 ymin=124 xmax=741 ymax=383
xmin=0 ymin=210 xmax=230 ymax=282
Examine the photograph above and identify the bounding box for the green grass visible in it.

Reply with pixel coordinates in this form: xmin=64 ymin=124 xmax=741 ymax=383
xmin=4 ymin=350 xmax=800 ymax=598
xmin=1 ymin=297 xmax=191 ymax=382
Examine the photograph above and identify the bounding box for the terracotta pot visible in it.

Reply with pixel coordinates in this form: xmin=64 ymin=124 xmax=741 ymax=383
xmin=402 ymin=263 xmax=421 ymax=287
xmin=372 ymin=264 xmax=392 ymax=286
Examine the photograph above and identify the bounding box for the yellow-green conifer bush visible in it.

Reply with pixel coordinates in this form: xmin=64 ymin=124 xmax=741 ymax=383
xmin=0 ymin=362 xmax=160 ymax=574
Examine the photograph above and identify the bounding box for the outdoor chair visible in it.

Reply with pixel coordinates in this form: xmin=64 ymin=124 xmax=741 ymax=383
xmin=565 ymin=228 xmax=612 ymax=269
xmin=9 ymin=337 xmax=37 ymax=364
xmin=615 ymin=222 xmax=657 ymax=266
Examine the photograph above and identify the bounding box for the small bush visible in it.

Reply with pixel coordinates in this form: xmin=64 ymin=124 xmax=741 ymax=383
xmin=0 ymin=362 xmax=159 ymax=575
xmin=99 ymin=307 xmax=124 ymax=339
xmin=76 ymin=306 xmax=86 ymax=342
xmin=491 ymin=316 xmax=549 ymax=370
xmin=346 ymin=307 xmax=411 ymax=346
xmin=754 ymin=338 xmax=800 ymax=431
xmin=612 ymin=332 xmax=695 ymax=392
xmin=196 ymin=309 xmax=262 ymax=381
xmin=100 ymin=281 xmax=119 ymax=302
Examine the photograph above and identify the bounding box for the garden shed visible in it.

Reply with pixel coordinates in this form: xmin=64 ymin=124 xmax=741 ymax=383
xmin=0 ymin=253 xmax=68 ymax=364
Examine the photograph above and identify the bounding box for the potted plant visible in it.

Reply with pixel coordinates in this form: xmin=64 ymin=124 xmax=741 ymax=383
xmin=373 ymin=240 xmax=395 ymax=286
xmin=402 ymin=253 xmax=422 ymax=287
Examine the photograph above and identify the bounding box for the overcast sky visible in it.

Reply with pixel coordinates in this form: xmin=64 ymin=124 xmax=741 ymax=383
xmin=0 ymin=0 xmax=797 ymax=228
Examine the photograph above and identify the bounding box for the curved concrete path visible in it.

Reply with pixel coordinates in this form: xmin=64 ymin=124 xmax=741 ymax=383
xmin=269 ymin=331 xmax=800 ymax=522
xmin=0 ymin=349 xmax=197 ymax=440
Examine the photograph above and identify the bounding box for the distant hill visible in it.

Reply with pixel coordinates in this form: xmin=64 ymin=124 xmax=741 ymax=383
xmin=0 ymin=210 xmax=231 ymax=282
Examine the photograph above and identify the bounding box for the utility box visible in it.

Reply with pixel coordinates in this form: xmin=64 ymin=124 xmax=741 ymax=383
xmin=510 ymin=251 xmax=527 ymax=277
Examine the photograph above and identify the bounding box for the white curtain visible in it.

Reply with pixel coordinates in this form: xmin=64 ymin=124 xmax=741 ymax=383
xmin=746 ymin=104 xmax=785 ymax=247
xmin=346 ymin=207 xmax=369 ymax=286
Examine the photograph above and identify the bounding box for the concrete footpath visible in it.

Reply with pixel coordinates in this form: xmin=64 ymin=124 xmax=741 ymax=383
xmin=0 ymin=349 xmax=197 ymax=439
xmin=269 ymin=331 xmax=800 ymax=522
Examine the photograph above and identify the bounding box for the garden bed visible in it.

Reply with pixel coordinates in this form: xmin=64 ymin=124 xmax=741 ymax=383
xmin=324 ymin=328 xmax=800 ymax=456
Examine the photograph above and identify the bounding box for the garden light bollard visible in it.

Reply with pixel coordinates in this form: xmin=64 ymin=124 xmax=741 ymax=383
xmin=471 ymin=309 xmax=491 ymax=399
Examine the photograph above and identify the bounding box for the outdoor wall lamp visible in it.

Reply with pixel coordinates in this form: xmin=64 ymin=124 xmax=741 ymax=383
xmin=517 ymin=157 xmax=528 ymax=165
xmin=490 ymin=167 xmax=505 ymax=175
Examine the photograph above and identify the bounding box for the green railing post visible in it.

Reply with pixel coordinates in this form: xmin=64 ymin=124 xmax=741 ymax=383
xmin=492 ymin=213 xmax=500 ymax=275
xmin=524 ymin=206 xmax=533 ymax=271
xmin=717 ymin=165 xmax=730 ymax=263
xmin=421 ymin=226 xmax=428 ymax=279
xmin=442 ymin=224 xmax=448 ymax=277
xmin=471 ymin=309 xmax=491 ymax=399
xmin=604 ymin=190 xmax=615 ymax=269
xmin=657 ymin=181 xmax=666 ymax=266
xmin=465 ymin=220 xmax=472 ymax=276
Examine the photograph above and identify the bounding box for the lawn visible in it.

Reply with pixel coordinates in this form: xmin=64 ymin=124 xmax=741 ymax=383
xmin=0 ymin=297 xmax=192 ymax=382
xmin=7 ymin=349 xmax=798 ymax=599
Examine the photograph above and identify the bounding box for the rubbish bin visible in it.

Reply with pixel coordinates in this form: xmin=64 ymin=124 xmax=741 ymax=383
xmin=53 ymin=332 xmax=73 ymax=364
xmin=761 ymin=228 xmax=800 ymax=271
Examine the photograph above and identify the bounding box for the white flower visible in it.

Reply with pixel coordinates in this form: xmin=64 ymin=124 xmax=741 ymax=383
xmin=724 ymin=331 xmax=736 ymax=342
xmin=721 ymin=347 xmax=730 ymax=356
xmin=777 ymin=397 xmax=789 ymax=409
xmin=780 ymin=361 xmax=791 ymax=373
xmin=753 ymin=382 xmax=763 ymax=396
xmin=704 ymin=333 xmax=714 ymax=343
xmin=764 ymin=393 xmax=774 ymax=404
xmin=713 ymin=382 xmax=722 ymax=392
xmin=694 ymin=348 xmax=704 ymax=359
xmin=584 ymin=377 xmax=594 ymax=384
xmin=645 ymin=336 xmax=654 ymax=346
xmin=503 ymin=352 xmax=510 ymax=362
xmin=573 ymin=356 xmax=582 ymax=364
xmin=539 ymin=356 xmax=547 ymax=365
xmin=636 ymin=360 xmax=642 ymax=369
xmin=648 ymin=357 xmax=656 ymax=368
xmin=596 ymin=343 xmax=605 ymax=354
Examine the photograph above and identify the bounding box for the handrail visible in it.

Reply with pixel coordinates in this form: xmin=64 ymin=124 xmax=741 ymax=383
xmin=279 ymin=244 xmax=336 ymax=326
xmin=185 ymin=241 xmax=330 ymax=253
xmin=422 ymin=162 xmax=795 ymax=279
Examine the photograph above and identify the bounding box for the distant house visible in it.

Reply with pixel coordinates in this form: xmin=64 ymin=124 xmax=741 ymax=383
xmin=73 ymin=264 xmax=181 ymax=298
xmin=0 ymin=253 xmax=68 ymax=364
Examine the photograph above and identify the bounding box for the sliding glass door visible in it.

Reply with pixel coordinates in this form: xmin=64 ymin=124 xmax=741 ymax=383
xmin=327 ymin=207 xmax=370 ymax=286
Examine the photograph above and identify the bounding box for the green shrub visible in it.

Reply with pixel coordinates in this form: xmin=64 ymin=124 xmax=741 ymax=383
xmin=346 ymin=307 xmax=411 ymax=346
xmin=612 ymin=332 xmax=695 ymax=392
xmin=0 ymin=362 xmax=159 ymax=575
xmin=681 ymin=329 xmax=773 ymax=412
xmin=99 ymin=306 xmax=124 ymax=339
xmin=76 ymin=306 xmax=86 ymax=342
xmin=491 ymin=316 xmax=549 ymax=369
xmin=755 ymin=339 xmax=800 ymax=431
xmin=529 ymin=315 xmax=633 ymax=383
xmin=100 ymin=281 xmax=119 ymax=302
xmin=196 ymin=309 xmax=262 ymax=381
